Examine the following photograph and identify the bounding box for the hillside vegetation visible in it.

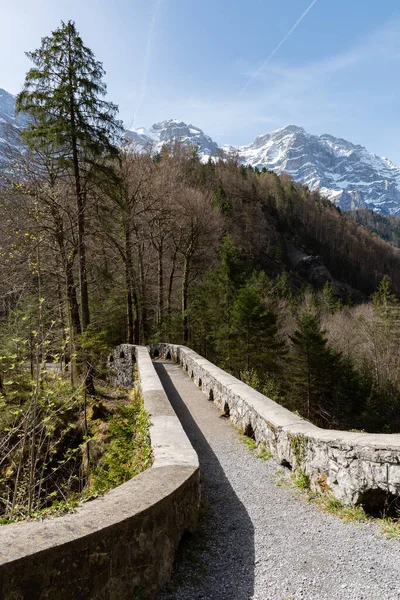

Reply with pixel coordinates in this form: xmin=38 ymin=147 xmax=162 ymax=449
xmin=345 ymin=208 xmax=400 ymax=248
xmin=3 ymin=140 xmax=400 ymax=433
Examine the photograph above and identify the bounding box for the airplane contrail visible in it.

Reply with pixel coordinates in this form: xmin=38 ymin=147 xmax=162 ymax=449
xmin=134 ymin=0 xmax=166 ymax=124
xmin=240 ymin=0 xmax=319 ymax=95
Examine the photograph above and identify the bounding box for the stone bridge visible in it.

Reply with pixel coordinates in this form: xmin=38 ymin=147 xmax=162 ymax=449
xmin=153 ymin=344 xmax=400 ymax=509
xmin=1 ymin=343 xmax=400 ymax=599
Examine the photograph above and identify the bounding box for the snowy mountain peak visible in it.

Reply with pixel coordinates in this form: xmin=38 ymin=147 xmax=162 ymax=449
xmin=235 ymin=126 xmax=400 ymax=214
xmin=246 ymin=125 xmax=306 ymax=149
xmin=127 ymin=119 xmax=220 ymax=160
xmin=273 ymin=124 xmax=307 ymax=136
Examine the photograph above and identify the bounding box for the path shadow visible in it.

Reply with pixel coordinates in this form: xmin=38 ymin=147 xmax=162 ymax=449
xmin=154 ymin=361 xmax=255 ymax=600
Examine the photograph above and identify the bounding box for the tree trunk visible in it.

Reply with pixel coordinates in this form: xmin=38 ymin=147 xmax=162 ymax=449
xmin=68 ymin=30 xmax=93 ymax=394
xmin=126 ymin=280 xmax=134 ymax=345
xmin=123 ymin=223 xmax=140 ymax=344
xmin=55 ymin=224 xmax=80 ymax=385
xmin=125 ymin=251 xmax=134 ymax=346
xmin=138 ymin=244 xmax=148 ymax=344
xmin=182 ymin=255 xmax=190 ymax=344
xmin=157 ymin=241 xmax=164 ymax=327
xmin=66 ymin=258 xmax=81 ymax=337
xmin=56 ymin=275 xmax=67 ymax=370
xmin=124 ymin=225 xmax=134 ymax=345
xmin=75 ymin=187 xmax=90 ymax=331
xmin=306 ymin=346 xmax=311 ymax=421
xmin=167 ymin=248 xmax=178 ymax=316
xmin=66 ymin=258 xmax=81 ymax=386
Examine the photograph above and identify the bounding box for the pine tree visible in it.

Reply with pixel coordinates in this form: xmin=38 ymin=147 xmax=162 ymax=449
xmin=214 ymin=182 xmax=231 ymax=216
xmin=373 ymin=275 xmax=399 ymax=328
xmin=16 ymin=20 xmax=123 ymax=392
xmin=191 ymin=234 xmax=245 ymax=365
xmin=275 ymin=270 xmax=293 ymax=302
xmin=287 ymin=312 xmax=362 ymax=428
xmin=319 ymin=281 xmax=336 ymax=314
xmin=230 ymin=271 xmax=284 ymax=379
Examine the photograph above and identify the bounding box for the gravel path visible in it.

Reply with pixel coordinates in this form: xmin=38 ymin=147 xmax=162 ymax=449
xmin=155 ymin=360 xmax=400 ymax=600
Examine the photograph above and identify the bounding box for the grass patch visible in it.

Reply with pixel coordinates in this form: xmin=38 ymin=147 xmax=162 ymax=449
xmin=277 ymin=469 xmax=368 ymax=524
xmin=293 ymin=470 xmax=310 ymax=490
xmin=381 ymin=517 xmax=400 ymax=539
xmin=313 ymin=494 xmax=368 ymax=523
xmin=257 ymin=447 xmax=272 ymax=462
xmin=273 ymin=462 xmax=400 ymax=540
xmin=242 ymin=436 xmax=257 ymax=451
xmin=242 ymin=435 xmax=273 ymax=462
xmin=314 ymin=493 xmax=400 ymax=537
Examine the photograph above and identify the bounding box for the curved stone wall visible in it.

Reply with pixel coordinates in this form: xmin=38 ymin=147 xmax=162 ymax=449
xmin=153 ymin=343 xmax=400 ymax=508
xmin=0 ymin=345 xmax=200 ymax=600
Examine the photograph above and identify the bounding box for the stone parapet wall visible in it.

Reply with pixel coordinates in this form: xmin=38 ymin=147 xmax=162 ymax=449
xmin=0 ymin=345 xmax=200 ymax=600
xmin=153 ymin=343 xmax=400 ymax=508
xmin=110 ymin=343 xmax=136 ymax=388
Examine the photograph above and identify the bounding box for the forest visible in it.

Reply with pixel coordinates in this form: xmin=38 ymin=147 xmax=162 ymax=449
xmin=1 ymin=20 xmax=400 ymax=520
xmin=345 ymin=208 xmax=400 ymax=248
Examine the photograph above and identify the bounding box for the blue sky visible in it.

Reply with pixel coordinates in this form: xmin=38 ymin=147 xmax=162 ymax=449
xmin=3 ymin=1 xmax=400 ymax=161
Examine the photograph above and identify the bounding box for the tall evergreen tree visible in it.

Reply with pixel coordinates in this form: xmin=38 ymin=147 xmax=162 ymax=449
xmin=193 ymin=234 xmax=246 ymax=366
xmin=230 ymin=271 xmax=283 ymax=378
xmin=287 ymin=312 xmax=362 ymax=428
xmin=373 ymin=275 xmax=399 ymax=327
xmin=16 ymin=20 xmax=123 ymax=391
xmin=318 ymin=281 xmax=336 ymax=314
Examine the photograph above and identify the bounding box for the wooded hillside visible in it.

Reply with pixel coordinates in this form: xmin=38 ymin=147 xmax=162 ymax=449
xmin=1 ymin=21 xmax=400 ymax=526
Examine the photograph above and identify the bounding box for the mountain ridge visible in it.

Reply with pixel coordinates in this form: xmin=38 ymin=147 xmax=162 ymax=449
xmin=2 ymin=86 xmax=400 ymax=216
xmin=127 ymin=119 xmax=400 ymax=216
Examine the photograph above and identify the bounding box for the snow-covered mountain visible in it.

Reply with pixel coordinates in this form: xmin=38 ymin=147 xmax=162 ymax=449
xmin=0 ymin=88 xmax=29 ymax=167
xmin=231 ymin=125 xmax=400 ymax=215
xmin=128 ymin=121 xmax=400 ymax=215
xmin=2 ymin=85 xmax=400 ymax=216
xmin=126 ymin=119 xmax=220 ymax=161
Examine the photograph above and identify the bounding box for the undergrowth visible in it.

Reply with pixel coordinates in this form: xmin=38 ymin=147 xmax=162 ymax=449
xmin=381 ymin=517 xmax=400 ymax=538
xmin=293 ymin=470 xmax=310 ymax=490
xmin=242 ymin=436 xmax=257 ymax=450
xmin=90 ymin=388 xmax=152 ymax=493
xmin=1 ymin=385 xmax=152 ymax=523
xmin=258 ymin=448 xmax=273 ymax=462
